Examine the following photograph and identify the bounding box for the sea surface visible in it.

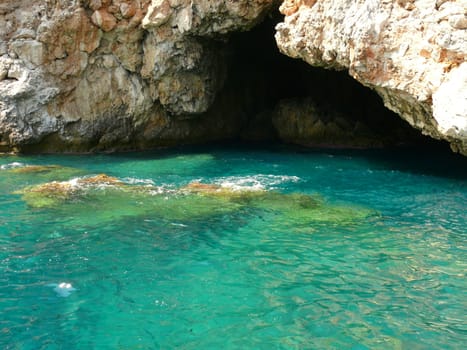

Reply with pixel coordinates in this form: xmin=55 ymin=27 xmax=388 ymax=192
xmin=0 ymin=145 xmax=466 ymax=349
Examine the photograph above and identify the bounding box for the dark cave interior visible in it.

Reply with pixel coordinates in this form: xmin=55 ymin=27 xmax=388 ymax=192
xmin=216 ymin=13 xmax=441 ymax=149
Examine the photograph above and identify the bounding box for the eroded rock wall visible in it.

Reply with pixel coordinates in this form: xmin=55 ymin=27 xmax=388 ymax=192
xmin=1 ymin=0 xmax=466 ymax=154
xmin=276 ymin=0 xmax=467 ymax=155
xmin=0 ymin=0 xmax=275 ymax=152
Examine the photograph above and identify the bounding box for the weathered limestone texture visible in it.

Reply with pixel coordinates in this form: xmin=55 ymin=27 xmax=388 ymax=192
xmin=0 ymin=0 xmax=274 ymax=152
xmin=2 ymin=0 xmax=466 ymax=153
xmin=276 ymin=0 xmax=467 ymax=155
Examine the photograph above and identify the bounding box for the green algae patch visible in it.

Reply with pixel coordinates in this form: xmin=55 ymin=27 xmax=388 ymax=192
xmin=15 ymin=176 xmax=243 ymax=222
xmin=251 ymin=192 xmax=323 ymax=211
xmin=9 ymin=165 xmax=63 ymax=174
xmin=15 ymin=174 xmax=125 ymax=208
xmin=181 ymin=182 xmax=267 ymax=204
xmin=16 ymin=177 xmax=377 ymax=226
xmin=182 ymin=183 xmax=323 ymax=212
xmin=247 ymin=192 xmax=375 ymax=226
xmin=1 ymin=163 xmax=84 ymax=185
xmin=19 ymin=182 xmax=77 ymax=208
xmin=147 ymin=193 xmax=244 ymax=221
xmin=181 ymin=182 xmax=377 ymax=225
xmin=276 ymin=202 xmax=377 ymax=225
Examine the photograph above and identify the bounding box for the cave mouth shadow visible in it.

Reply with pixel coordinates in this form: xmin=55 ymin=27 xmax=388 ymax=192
xmin=217 ymin=11 xmax=444 ymax=150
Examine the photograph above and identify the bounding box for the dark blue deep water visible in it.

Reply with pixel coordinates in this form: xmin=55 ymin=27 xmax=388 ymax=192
xmin=0 ymin=146 xmax=466 ymax=349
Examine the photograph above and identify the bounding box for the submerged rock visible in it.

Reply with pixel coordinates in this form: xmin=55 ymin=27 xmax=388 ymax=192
xmin=9 ymin=164 xmax=65 ymax=174
xmin=178 ymin=181 xmax=376 ymax=224
xmin=1 ymin=163 xmax=73 ymax=173
xmin=15 ymin=174 xmax=124 ymax=208
xmin=77 ymin=174 xmax=123 ymax=186
xmin=0 ymin=163 xmax=83 ymax=186
xmin=16 ymin=174 xmax=377 ymax=226
xmin=181 ymin=181 xmax=267 ymax=203
xmin=276 ymin=202 xmax=376 ymax=226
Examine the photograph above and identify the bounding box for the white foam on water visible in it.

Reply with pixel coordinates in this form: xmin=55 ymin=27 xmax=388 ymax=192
xmin=0 ymin=162 xmax=25 ymax=170
xmin=122 ymin=178 xmax=181 ymax=196
xmin=154 ymin=299 xmax=168 ymax=307
xmin=53 ymin=175 xmax=120 ymax=192
xmin=47 ymin=282 xmax=77 ymax=297
xmin=67 ymin=177 xmax=80 ymax=187
xmin=40 ymin=177 xmax=82 ymax=192
xmin=147 ymin=187 xmax=168 ymax=196
xmin=214 ymin=174 xmax=301 ymax=191
xmin=48 ymin=231 xmax=62 ymax=239
xmin=170 ymin=223 xmax=188 ymax=227
xmin=122 ymin=177 xmax=155 ymax=186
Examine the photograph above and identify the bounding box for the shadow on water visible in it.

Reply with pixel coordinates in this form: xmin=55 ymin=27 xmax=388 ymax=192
xmin=294 ymin=144 xmax=467 ymax=181
xmin=230 ymin=139 xmax=467 ymax=179
xmin=122 ymin=141 xmax=467 ymax=180
xmin=4 ymin=138 xmax=465 ymax=181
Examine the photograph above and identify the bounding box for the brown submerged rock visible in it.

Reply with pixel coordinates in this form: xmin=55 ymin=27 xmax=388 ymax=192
xmin=9 ymin=164 xmax=62 ymax=174
xmin=15 ymin=174 xmax=124 ymax=207
xmin=16 ymin=175 xmax=377 ymax=226
xmin=182 ymin=181 xmax=267 ymax=203
xmin=78 ymin=174 xmax=123 ymax=186
xmin=183 ymin=182 xmax=223 ymax=194
xmin=1 ymin=163 xmax=83 ymax=182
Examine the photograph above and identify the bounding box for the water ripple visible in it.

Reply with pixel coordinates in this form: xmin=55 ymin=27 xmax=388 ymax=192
xmin=1 ymin=149 xmax=466 ymax=349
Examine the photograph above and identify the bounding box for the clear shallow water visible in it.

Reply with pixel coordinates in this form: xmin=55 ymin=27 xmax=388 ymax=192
xmin=0 ymin=146 xmax=466 ymax=349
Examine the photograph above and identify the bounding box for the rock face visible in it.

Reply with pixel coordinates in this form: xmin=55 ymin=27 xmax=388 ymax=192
xmin=0 ymin=0 xmax=466 ymax=154
xmin=271 ymin=96 xmax=424 ymax=149
xmin=275 ymin=0 xmax=467 ymax=155
xmin=0 ymin=0 xmax=274 ymax=152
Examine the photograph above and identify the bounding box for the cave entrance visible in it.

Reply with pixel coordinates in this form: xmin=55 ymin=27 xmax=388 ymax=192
xmin=218 ymin=12 xmax=434 ymax=149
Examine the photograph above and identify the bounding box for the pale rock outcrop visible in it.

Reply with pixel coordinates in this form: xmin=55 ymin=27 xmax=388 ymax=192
xmin=2 ymin=0 xmax=466 ymax=153
xmin=140 ymin=0 xmax=274 ymax=114
xmin=276 ymin=0 xmax=467 ymax=155
xmin=0 ymin=0 xmax=274 ymax=152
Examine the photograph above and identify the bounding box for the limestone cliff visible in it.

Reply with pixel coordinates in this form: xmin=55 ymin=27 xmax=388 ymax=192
xmin=276 ymin=0 xmax=467 ymax=155
xmin=0 ymin=0 xmax=466 ymax=154
xmin=0 ymin=0 xmax=274 ymax=152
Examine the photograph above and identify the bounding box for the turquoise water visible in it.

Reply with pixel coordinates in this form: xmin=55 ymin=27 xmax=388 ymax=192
xmin=0 ymin=146 xmax=466 ymax=349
